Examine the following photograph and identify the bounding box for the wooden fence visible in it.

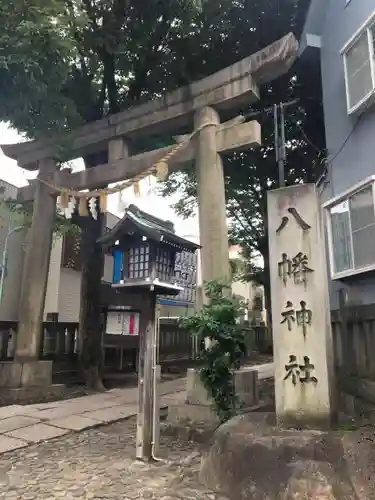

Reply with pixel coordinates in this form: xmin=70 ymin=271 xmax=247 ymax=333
xmin=0 ymin=319 xmax=270 ymax=381
xmin=158 ymin=318 xmax=197 ymax=363
xmin=4 ymin=307 xmax=375 ymax=415
xmin=331 ymin=305 xmax=375 ymax=417
xmin=0 ymin=320 xmax=194 ymax=370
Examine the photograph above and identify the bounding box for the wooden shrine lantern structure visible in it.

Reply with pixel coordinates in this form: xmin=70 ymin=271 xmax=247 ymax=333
xmin=98 ymin=204 xmax=199 ymax=459
xmin=99 ymin=204 xmax=199 ymax=295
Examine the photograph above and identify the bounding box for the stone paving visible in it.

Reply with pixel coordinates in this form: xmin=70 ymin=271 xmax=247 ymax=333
xmin=0 ymin=417 xmax=228 ymax=500
xmin=0 ymin=363 xmax=274 ymax=455
xmin=0 ymin=378 xmax=186 ymax=455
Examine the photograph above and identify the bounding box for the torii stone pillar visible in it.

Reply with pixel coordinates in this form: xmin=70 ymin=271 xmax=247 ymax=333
xmin=195 ymin=107 xmax=231 ymax=300
xmin=12 ymin=158 xmax=57 ymax=387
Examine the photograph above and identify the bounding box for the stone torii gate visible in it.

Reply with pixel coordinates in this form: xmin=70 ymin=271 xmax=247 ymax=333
xmin=1 ymin=33 xmax=297 ymax=386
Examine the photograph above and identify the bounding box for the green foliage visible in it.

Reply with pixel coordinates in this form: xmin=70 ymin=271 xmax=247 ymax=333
xmin=180 ymin=280 xmax=251 ymax=423
xmin=0 ymin=0 xmax=81 ymax=137
xmin=0 ymin=199 xmax=81 ymax=240
xmin=0 ymin=0 xmax=215 ymax=139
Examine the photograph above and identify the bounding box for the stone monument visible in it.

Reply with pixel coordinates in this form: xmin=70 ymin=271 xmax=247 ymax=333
xmin=267 ymin=183 xmax=337 ymax=429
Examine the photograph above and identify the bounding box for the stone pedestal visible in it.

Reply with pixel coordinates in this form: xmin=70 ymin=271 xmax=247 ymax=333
xmin=186 ymin=367 xmax=258 ymax=408
xmin=0 ymin=360 xmax=53 ymax=387
xmin=0 ymin=360 xmax=64 ymax=405
xmin=168 ymin=367 xmax=259 ymax=424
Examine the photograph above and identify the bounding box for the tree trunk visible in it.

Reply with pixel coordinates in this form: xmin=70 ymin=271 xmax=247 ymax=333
xmin=77 ymin=213 xmax=106 ymax=391
xmin=260 ymin=200 xmax=272 ymax=334
xmin=76 ymin=152 xmax=108 ymax=391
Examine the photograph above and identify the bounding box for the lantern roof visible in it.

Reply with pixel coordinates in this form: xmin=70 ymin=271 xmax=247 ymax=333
xmin=98 ymin=204 xmax=200 ymax=252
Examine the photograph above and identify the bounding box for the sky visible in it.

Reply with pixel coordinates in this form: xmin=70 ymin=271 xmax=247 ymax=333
xmin=0 ymin=122 xmax=200 ymax=241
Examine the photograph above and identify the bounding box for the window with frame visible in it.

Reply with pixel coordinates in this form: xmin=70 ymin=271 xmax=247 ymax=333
xmin=326 ymin=180 xmax=375 ymax=278
xmin=126 ymin=244 xmax=150 ymax=279
xmin=343 ymin=13 xmax=375 ymax=113
xmin=155 ymin=247 xmax=173 ymax=282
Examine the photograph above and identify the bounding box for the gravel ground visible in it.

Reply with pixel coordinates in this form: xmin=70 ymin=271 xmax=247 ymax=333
xmin=0 ymin=416 xmax=228 ymax=500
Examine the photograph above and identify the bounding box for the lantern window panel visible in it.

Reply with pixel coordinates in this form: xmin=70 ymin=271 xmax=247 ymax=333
xmin=123 ymin=243 xmax=150 ymax=279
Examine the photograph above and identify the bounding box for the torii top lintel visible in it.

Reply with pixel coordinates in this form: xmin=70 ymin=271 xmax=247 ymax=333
xmin=1 ymin=33 xmax=298 ymax=169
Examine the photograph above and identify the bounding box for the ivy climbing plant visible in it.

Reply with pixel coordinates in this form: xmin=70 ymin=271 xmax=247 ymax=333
xmin=180 ymin=280 xmax=251 ymax=423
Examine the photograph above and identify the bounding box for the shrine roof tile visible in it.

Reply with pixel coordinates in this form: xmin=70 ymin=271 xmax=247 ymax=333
xmin=98 ymin=204 xmax=200 ymax=252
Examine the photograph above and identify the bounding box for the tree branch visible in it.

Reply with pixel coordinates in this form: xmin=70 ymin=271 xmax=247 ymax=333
xmin=102 ymin=52 xmax=120 ymax=113
xmin=227 ymin=206 xmax=254 ymax=241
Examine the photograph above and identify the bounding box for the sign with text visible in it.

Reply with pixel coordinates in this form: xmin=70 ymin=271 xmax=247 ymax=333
xmin=163 ymin=250 xmax=197 ymax=305
xmin=106 ymin=310 xmax=140 ymax=336
xmin=267 ymin=184 xmax=336 ymax=429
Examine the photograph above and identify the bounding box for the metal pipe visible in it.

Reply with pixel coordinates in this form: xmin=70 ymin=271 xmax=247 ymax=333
xmin=279 ymin=102 xmax=286 ymax=187
xmin=151 ymin=302 xmax=165 ymax=462
xmin=151 ymin=305 xmax=159 ymax=452
xmin=274 ymin=104 xmax=280 ymax=166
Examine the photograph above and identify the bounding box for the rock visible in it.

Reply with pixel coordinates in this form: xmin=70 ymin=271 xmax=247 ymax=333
xmin=160 ymin=421 xmax=216 ymax=444
xmin=341 ymin=425 xmax=375 ymax=500
xmin=284 ymin=461 xmax=355 ymax=499
xmin=199 ymin=413 xmax=357 ymax=500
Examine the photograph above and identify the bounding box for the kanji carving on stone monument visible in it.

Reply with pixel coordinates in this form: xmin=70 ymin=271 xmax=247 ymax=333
xmin=296 ymin=300 xmax=312 ymax=339
xmin=278 ymin=252 xmax=314 ymax=286
xmin=299 ymin=356 xmax=318 ymax=384
xmin=280 ymin=300 xmax=312 ymax=338
xmin=283 ymin=354 xmax=299 ymax=385
xmin=276 ymin=207 xmax=311 ymax=233
xmin=278 ymin=253 xmax=291 ymax=286
xmin=284 ymin=354 xmax=318 ymax=386
xmin=280 ymin=301 xmax=295 ymax=331
xmin=291 ymin=252 xmax=314 ymax=285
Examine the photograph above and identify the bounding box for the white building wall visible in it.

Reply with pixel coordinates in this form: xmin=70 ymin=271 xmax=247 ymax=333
xmin=0 ymin=229 xmax=25 ymax=321
xmin=0 ymin=180 xmax=27 ymax=321
xmin=55 ymin=212 xmax=118 ymax=322
xmin=43 ymin=237 xmax=63 ymax=319
xmin=103 ymin=254 xmax=114 ymax=283
xmin=57 ymin=268 xmax=82 ymax=322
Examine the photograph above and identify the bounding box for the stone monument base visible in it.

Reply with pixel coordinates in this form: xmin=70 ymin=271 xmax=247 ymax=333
xmin=199 ymin=412 xmax=372 ymax=500
xmin=0 ymin=384 xmax=66 ymax=406
xmin=186 ymin=366 xmax=259 ymax=407
xmin=167 ymin=400 xmax=264 ymax=425
xmin=168 ymin=367 xmax=260 ymax=425
xmin=0 ymin=360 xmax=65 ymax=405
